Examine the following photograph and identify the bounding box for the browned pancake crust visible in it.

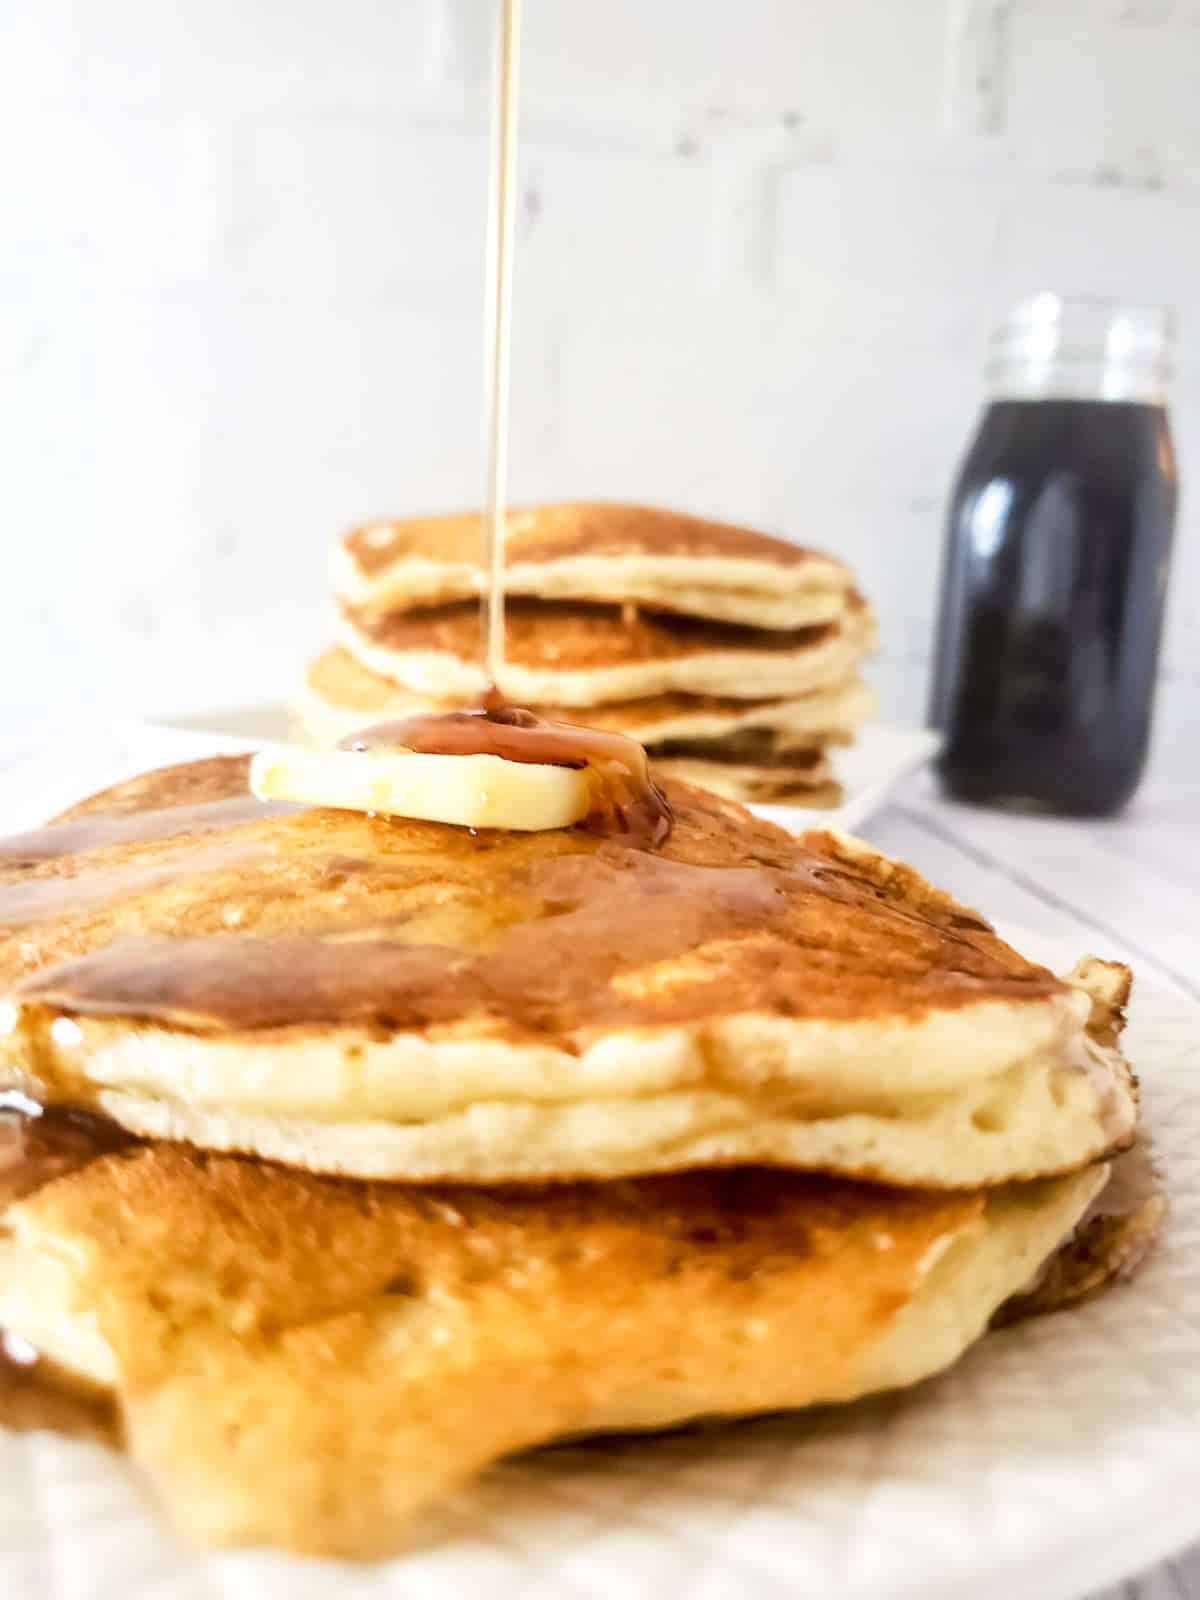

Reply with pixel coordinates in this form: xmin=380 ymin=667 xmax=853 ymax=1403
xmin=344 ymin=503 xmax=842 ymax=579
xmin=0 ymin=756 xmax=1062 ymax=1040
xmin=14 ymin=1142 xmax=983 ymax=1554
xmin=343 ymin=599 xmax=864 ymax=671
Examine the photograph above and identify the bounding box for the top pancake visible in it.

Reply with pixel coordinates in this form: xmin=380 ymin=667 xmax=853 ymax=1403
xmin=335 ymin=502 xmax=854 ymax=630
xmin=0 ymin=755 xmax=1136 ymax=1187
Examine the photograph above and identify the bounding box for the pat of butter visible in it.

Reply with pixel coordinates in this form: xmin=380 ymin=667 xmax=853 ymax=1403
xmin=249 ymin=746 xmax=590 ymax=832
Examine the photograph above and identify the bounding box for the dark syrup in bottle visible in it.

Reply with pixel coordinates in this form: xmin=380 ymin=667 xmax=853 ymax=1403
xmin=929 ymin=298 xmax=1177 ymax=816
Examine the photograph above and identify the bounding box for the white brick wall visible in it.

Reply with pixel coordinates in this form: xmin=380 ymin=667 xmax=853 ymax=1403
xmin=0 ymin=0 xmax=1196 ymax=740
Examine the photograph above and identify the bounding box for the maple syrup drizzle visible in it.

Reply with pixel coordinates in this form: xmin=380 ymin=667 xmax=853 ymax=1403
xmin=0 ymin=794 xmax=300 ymax=867
xmin=479 ymin=0 xmax=521 ymax=687
xmin=0 ymin=790 xmax=304 ymax=930
xmin=0 ymin=836 xmax=281 ymax=930
xmin=335 ymin=0 xmax=672 ymax=848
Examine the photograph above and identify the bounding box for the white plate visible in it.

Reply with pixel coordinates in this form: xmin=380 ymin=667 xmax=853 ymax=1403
xmin=0 ymin=729 xmax=1197 ymax=1600
xmin=143 ymin=702 xmax=942 ymax=834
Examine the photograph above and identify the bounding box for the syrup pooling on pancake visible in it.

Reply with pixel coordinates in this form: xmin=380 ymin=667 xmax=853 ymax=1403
xmin=0 ymin=843 xmax=292 ymax=932
xmin=0 ymin=774 xmax=304 ymax=928
xmin=0 ymin=773 xmax=303 ymax=932
xmin=340 ymin=705 xmax=673 ymax=847
xmin=0 ymin=795 xmax=303 ymax=866
xmin=1 ymin=753 xmax=1063 ymax=1038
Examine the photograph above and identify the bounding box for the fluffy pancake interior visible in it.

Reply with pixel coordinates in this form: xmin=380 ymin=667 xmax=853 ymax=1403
xmin=0 ymin=758 xmax=1137 ymax=1187
xmin=0 ymin=1147 xmax=1106 ymax=1557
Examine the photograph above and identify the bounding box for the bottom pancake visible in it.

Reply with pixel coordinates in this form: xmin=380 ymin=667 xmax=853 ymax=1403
xmin=0 ymin=1142 xmax=1104 ymax=1557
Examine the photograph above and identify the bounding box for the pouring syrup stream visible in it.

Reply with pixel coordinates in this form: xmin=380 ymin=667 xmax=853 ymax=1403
xmin=480 ymin=0 xmax=522 ymax=691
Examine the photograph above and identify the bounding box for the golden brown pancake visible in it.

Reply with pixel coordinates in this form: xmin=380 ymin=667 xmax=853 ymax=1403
xmin=337 ymin=596 xmax=876 ymax=705
xmin=335 ymin=502 xmax=855 ymax=630
xmin=0 ymin=1137 xmax=1106 ymax=1556
xmin=295 ymin=644 xmax=874 ymax=757
xmin=0 ymin=756 xmax=1137 ymax=1187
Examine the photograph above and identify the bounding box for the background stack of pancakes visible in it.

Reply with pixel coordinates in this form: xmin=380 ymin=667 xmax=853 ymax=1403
xmin=299 ymin=502 xmax=877 ymax=806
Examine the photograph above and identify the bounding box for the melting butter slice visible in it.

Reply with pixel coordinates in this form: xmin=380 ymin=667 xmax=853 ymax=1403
xmin=249 ymin=745 xmax=590 ymax=831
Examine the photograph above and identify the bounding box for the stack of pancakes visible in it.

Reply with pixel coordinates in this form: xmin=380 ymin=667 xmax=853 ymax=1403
xmin=299 ymin=503 xmax=877 ymax=805
xmin=0 ymin=756 xmax=1157 ymax=1558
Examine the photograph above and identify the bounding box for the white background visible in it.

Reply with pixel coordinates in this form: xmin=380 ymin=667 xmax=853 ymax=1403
xmin=2 ymin=0 xmax=1198 ymax=731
